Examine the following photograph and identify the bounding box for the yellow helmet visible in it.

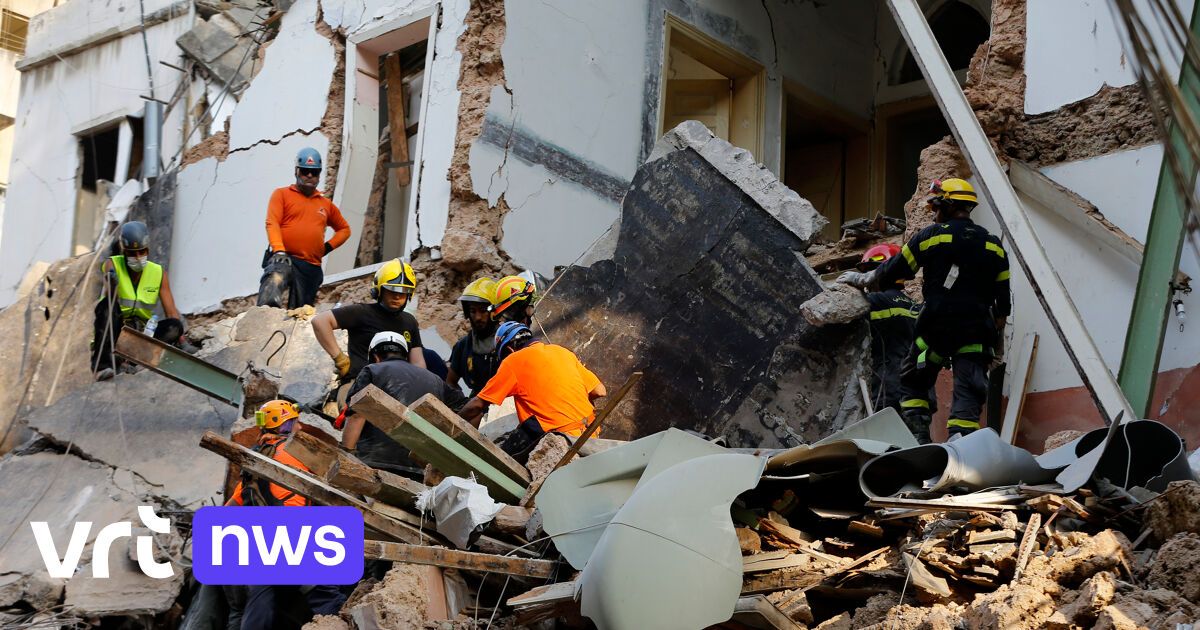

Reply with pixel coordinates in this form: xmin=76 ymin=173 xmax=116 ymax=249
xmin=459 ymin=277 xmax=497 ymax=305
xmin=373 ymin=259 xmax=417 ymax=298
xmin=256 ymin=399 xmax=299 ymax=431
xmin=928 ymin=178 xmax=978 ymax=205
xmin=489 ymin=275 xmax=535 ymax=322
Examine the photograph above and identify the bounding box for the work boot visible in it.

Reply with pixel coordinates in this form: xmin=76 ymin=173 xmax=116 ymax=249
xmin=94 ymin=367 xmax=114 ymax=381
xmin=902 ymin=412 xmax=932 ymax=445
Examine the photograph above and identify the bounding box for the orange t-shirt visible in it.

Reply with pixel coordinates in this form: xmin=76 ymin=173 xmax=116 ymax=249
xmin=477 ymin=342 xmax=601 ymax=436
xmin=226 ymin=435 xmax=311 ymax=507
xmin=265 ymin=185 xmax=351 ymax=265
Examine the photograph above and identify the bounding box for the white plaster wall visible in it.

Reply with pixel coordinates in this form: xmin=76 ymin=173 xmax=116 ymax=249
xmin=483 ymin=0 xmax=876 ymax=277
xmin=22 ymin=0 xmax=184 ymax=61
xmin=171 ymin=134 xmax=330 ymax=312
xmin=0 ymin=15 xmax=190 ymax=306
xmin=973 ymin=144 xmax=1200 ymax=394
xmin=227 ymin=0 xmax=334 ymax=152
xmin=1025 ymin=0 xmax=1194 ymax=115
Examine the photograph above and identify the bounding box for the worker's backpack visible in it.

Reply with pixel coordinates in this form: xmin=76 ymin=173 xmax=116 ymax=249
xmin=239 ymin=439 xmax=300 ymax=507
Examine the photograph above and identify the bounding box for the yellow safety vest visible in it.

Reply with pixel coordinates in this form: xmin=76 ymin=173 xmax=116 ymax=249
xmin=110 ymin=255 xmax=162 ymax=321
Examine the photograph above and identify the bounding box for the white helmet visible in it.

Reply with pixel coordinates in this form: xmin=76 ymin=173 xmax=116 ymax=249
xmin=369 ymin=331 xmax=409 ymax=357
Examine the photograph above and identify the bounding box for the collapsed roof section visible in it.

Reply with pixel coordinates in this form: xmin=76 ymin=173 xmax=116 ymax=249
xmin=536 ymin=121 xmax=870 ymax=447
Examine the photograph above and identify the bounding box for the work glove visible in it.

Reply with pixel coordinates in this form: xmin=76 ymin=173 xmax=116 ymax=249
xmin=837 ymin=269 xmax=877 ymax=290
xmin=324 ymin=242 xmax=333 ymax=256
xmin=333 ymin=352 xmax=351 ymax=378
xmin=270 ymin=251 xmax=292 ymax=267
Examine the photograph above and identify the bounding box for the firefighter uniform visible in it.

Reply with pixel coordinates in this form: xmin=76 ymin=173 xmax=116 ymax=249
xmin=865 ymin=288 xmax=920 ymax=413
xmin=875 ymin=217 xmax=1011 ymax=436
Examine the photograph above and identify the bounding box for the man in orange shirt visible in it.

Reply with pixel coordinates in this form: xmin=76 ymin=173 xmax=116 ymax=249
xmin=459 ymin=322 xmax=606 ymax=459
xmin=258 ymin=147 xmax=351 ymax=309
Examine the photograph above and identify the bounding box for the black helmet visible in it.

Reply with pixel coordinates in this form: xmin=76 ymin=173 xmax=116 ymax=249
xmin=120 ymin=222 xmax=149 ymax=252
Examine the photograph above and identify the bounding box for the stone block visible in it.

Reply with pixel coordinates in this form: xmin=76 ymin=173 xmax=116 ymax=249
xmin=800 ymin=283 xmax=871 ymax=326
xmin=535 ymin=122 xmax=869 ymax=448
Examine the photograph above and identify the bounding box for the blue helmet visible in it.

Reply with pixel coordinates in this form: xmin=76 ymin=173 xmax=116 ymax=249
xmin=296 ymin=147 xmax=322 ymax=169
xmin=494 ymin=321 xmax=533 ymax=357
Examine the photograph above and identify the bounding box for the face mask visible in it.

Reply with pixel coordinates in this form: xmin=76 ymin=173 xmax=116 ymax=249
xmin=127 ymin=255 xmax=148 ymax=271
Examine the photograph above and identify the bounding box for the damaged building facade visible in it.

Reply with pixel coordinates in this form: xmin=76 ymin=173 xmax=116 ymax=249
xmin=1 ymin=0 xmax=1198 ymax=451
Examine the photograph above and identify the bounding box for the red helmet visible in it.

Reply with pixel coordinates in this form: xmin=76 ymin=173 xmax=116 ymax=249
xmin=857 ymin=243 xmax=902 ymax=271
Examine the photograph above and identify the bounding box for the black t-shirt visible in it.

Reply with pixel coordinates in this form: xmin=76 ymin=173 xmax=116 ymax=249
xmin=331 ymin=303 xmax=423 ymax=377
xmin=448 ymin=331 xmax=499 ymax=396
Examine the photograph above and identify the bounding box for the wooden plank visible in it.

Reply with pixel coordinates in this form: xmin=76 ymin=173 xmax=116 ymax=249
xmin=507 ymin=581 xmax=580 ymax=625
xmin=999 ymin=332 xmax=1038 ymax=444
xmin=330 ymin=456 xmax=383 ymax=497
xmin=743 ymin=553 xmax=807 ymax=573
xmin=374 ymin=470 xmax=426 ymax=508
xmin=363 ymin=540 xmax=557 ymax=579
xmin=521 ymin=371 xmax=643 ymax=506
xmin=384 ymin=54 xmax=411 ymax=187
xmin=199 ymin=431 xmax=426 ymax=544
xmin=351 ymin=386 xmax=526 ymax=503
xmin=901 ymin=553 xmax=951 ymax=598
xmin=488 ymin=505 xmax=534 ymax=539
xmin=286 ymin=430 xmax=340 ymax=478
xmin=741 ymin=547 xmax=887 ymax=595
xmin=409 ymin=394 xmax=531 ymax=485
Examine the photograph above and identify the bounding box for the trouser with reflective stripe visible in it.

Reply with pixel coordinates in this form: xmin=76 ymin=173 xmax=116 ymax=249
xmin=898 ymin=336 xmax=990 ymax=433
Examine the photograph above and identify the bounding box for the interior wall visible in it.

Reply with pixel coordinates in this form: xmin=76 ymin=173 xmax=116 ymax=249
xmin=971 ymin=144 xmax=1200 ymax=398
xmin=1025 ymin=0 xmax=1193 ymax=115
xmin=0 ymin=3 xmax=188 ymax=307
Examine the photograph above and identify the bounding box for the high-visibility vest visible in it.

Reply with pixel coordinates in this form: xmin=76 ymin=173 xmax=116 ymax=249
xmin=110 ymin=255 xmax=162 ymax=321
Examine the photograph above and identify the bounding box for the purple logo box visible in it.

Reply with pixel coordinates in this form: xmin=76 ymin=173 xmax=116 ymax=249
xmin=192 ymin=506 xmax=363 ymax=585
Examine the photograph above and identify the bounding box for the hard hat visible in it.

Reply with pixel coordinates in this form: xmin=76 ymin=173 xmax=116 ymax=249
xmin=296 ymin=147 xmax=322 ymax=169
xmin=369 ymin=330 xmax=409 ymax=357
xmin=120 ymin=221 xmax=150 ymax=252
xmin=857 ymin=243 xmax=903 ymax=271
xmin=372 ymin=259 xmax=417 ymax=298
xmin=256 ymin=399 xmax=299 ymax=431
xmin=927 ymin=178 xmax=977 ymax=206
xmin=494 ymin=321 xmax=533 ymax=357
xmin=459 ymin=277 xmax=497 ymax=305
xmin=489 ymin=276 xmax=535 ymax=321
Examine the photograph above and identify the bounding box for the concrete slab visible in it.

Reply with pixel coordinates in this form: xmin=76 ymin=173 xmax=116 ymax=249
xmin=535 ymin=122 xmax=870 ymax=448
xmin=65 ymin=552 xmax=184 ymax=617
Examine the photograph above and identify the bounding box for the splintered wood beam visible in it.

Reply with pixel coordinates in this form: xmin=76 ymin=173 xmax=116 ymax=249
xmin=375 ymin=470 xmax=426 ymax=509
xmin=384 ymin=54 xmax=411 ymax=187
xmin=287 ymin=430 xmax=383 ymax=497
xmin=363 ymin=540 xmax=557 ymax=579
xmin=350 ymin=385 xmax=526 ymax=503
xmin=409 ymin=394 xmax=531 ymax=485
xmin=199 ymin=431 xmax=426 ymax=544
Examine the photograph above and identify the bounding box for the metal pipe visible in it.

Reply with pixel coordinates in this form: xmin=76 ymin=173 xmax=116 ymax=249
xmin=143 ymin=101 xmax=162 ymax=180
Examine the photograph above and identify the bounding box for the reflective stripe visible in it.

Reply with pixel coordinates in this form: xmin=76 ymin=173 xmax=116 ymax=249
xmin=947 ymin=418 xmax=981 ymax=429
xmin=117 ymin=297 xmax=158 ymax=312
xmin=901 ymin=399 xmax=930 ymax=409
xmin=996 ymin=270 xmax=1010 ymax=281
xmin=901 ymin=244 xmax=918 ymax=272
xmin=956 ymin=343 xmax=985 ymax=354
xmin=870 ymin=307 xmax=918 ymax=320
xmin=986 ymin=242 xmax=1006 ymax=258
xmin=918 ymin=234 xmax=953 ymax=251
xmin=914 ymin=336 xmax=943 ymax=366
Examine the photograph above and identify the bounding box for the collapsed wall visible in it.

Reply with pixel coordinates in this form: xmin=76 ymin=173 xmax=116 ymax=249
xmin=536 ymin=122 xmax=870 ymax=447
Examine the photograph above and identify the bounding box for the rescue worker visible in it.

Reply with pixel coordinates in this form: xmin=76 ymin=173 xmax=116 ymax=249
xmin=92 ymin=221 xmax=184 ymax=381
xmin=311 ymin=259 xmax=426 ymax=408
xmin=258 ymin=147 xmax=351 ymax=309
xmin=339 ymin=332 xmax=468 ymax=474
xmin=446 ymin=277 xmax=500 ymax=395
xmin=840 ymin=179 xmax=1010 ymax=443
xmin=227 ymin=400 xmax=348 ymax=630
xmin=850 ymin=243 xmax=925 ymax=414
xmin=459 ymin=322 xmax=606 ymax=460
xmin=488 ymin=275 xmax=537 ymax=325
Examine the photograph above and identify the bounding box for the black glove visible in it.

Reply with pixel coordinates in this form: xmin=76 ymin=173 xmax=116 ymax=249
xmin=270 ymin=251 xmax=292 ymax=266
xmin=323 ymin=242 xmax=333 ymax=255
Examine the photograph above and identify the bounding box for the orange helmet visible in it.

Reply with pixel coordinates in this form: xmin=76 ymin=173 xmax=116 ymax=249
xmin=857 ymin=243 xmax=902 ymax=271
xmin=256 ymin=400 xmax=300 ymax=432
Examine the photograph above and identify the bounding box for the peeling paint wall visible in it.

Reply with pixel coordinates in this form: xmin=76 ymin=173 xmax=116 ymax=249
xmin=1025 ymin=0 xmax=1193 ymax=115
xmin=483 ymin=0 xmax=877 ymax=277
xmin=0 ymin=0 xmax=190 ymax=306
